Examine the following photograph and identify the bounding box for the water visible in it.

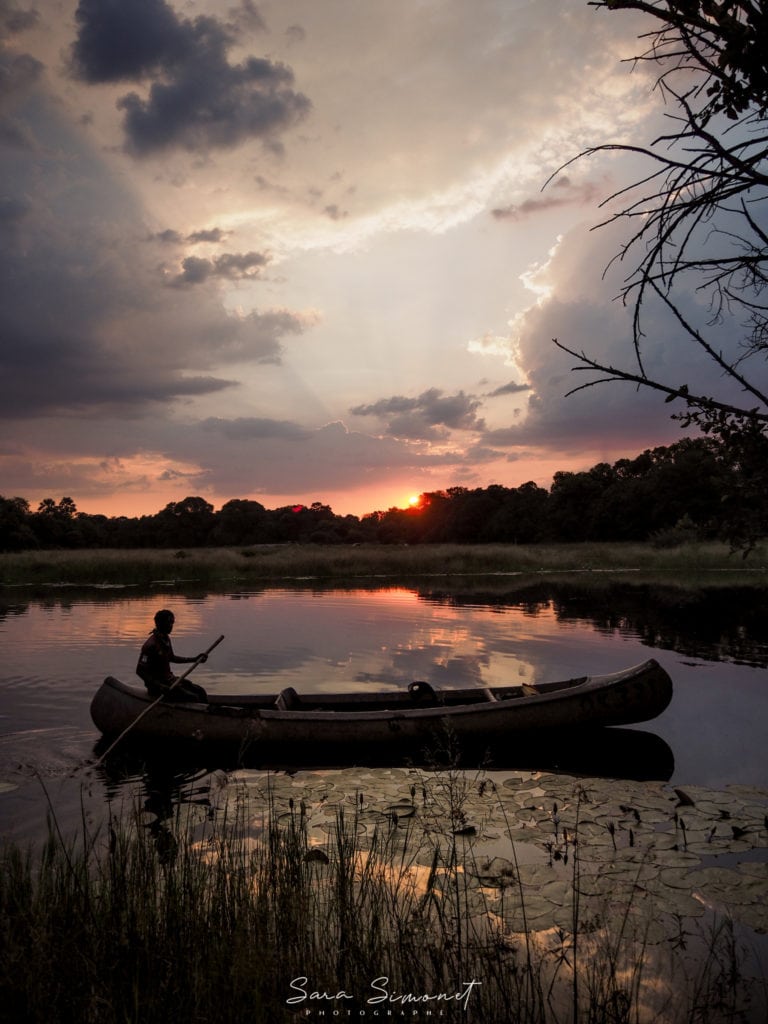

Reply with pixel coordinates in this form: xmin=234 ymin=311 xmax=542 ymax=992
xmin=1 ymin=579 xmax=767 ymax=840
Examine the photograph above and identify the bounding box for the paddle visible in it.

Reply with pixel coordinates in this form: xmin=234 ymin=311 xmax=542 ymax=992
xmin=93 ymin=634 xmax=225 ymax=766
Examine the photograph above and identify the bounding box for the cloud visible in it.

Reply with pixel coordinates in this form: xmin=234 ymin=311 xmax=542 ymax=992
xmin=483 ymin=213 xmax=768 ymax=455
xmin=0 ymin=92 xmax=315 ymax=418
xmin=201 ymin=416 xmax=311 ymax=441
xmin=0 ymin=194 xmax=29 ymax=223
xmin=187 ymin=227 xmax=229 ymax=244
xmin=151 ymin=228 xmax=183 ymax=244
xmin=323 ymin=204 xmax=347 ymax=221
xmin=491 ymin=177 xmax=604 ymax=222
xmin=70 ymin=0 xmax=193 ymax=82
xmin=486 ymin=381 xmax=532 ymax=398
xmin=0 ymin=412 xmax=469 ymax=509
xmin=166 ymin=250 xmax=270 ymax=287
xmin=351 ymin=388 xmax=485 ymax=440
xmin=0 ymin=30 xmax=44 ymax=150
xmin=157 ymin=466 xmax=200 ymax=482
xmin=226 ymin=1 xmax=267 ymax=35
xmin=150 ymin=226 xmax=231 ymax=245
xmin=70 ymin=0 xmax=311 ymax=156
xmin=285 ymin=24 xmax=306 ymax=46
xmin=0 ymin=1 xmax=38 ymax=36
xmin=178 ymin=418 xmax=461 ymax=497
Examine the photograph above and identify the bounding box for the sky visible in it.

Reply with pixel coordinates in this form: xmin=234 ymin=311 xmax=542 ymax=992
xmin=0 ymin=0 xmax=754 ymax=519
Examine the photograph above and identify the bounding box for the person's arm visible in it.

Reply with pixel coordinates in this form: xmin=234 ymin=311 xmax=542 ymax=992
xmin=169 ymin=652 xmax=208 ymax=665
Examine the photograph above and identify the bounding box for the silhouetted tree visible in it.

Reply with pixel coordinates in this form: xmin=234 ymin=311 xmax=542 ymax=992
xmin=32 ymin=497 xmax=84 ymax=547
xmin=213 ymin=499 xmax=268 ymax=545
xmin=554 ymin=1 xmax=768 ymax=546
xmin=154 ymin=496 xmax=215 ymax=547
xmin=0 ymin=496 xmax=37 ymax=550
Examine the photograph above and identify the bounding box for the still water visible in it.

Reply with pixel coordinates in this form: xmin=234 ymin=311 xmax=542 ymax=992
xmin=1 ymin=579 xmax=767 ymax=839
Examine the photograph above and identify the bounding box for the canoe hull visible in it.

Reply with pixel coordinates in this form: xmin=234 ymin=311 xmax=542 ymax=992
xmin=90 ymin=659 xmax=673 ymax=751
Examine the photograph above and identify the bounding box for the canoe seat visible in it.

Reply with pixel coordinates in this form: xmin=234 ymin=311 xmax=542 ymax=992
xmin=408 ymin=680 xmax=438 ymax=704
xmin=275 ymin=686 xmax=300 ymax=711
xmin=522 ymin=683 xmax=542 ymax=696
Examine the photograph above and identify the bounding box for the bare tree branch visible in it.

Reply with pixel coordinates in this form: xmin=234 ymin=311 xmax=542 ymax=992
xmin=550 ymin=1 xmax=768 ymax=425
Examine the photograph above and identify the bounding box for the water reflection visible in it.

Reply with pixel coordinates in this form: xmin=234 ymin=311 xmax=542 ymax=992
xmin=3 ymin=578 xmax=767 ymax=668
xmin=93 ymin=725 xmax=675 ymax=783
xmin=421 ymin=580 xmax=768 ymax=668
xmin=1 ymin=577 xmax=767 ymax=822
xmin=97 ymin=751 xmax=217 ymax=862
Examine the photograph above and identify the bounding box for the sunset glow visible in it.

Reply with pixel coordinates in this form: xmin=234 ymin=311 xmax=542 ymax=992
xmin=1 ymin=2 xmax=701 ymax=520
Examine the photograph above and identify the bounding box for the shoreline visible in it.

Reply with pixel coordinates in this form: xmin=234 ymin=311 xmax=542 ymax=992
xmin=1 ymin=540 xmax=767 ymax=588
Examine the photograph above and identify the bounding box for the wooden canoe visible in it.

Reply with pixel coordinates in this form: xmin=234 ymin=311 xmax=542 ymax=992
xmin=91 ymin=658 xmax=672 ymax=751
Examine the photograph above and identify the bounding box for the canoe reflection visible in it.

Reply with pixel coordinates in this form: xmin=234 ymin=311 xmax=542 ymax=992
xmin=94 ymin=725 xmax=674 ymax=787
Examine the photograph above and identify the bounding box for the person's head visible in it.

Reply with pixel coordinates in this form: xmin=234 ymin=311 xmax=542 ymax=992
xmin=154 ymin=609 xmax=175 ymax=633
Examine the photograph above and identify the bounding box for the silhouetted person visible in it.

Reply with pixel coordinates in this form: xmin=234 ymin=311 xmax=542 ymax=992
xmin=136 ymin=609 xmax=208 ymax=702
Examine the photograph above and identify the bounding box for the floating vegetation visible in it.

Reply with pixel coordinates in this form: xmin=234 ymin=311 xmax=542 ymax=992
xmin=210 ymin=764 xmax=768 ymax=947
xmin=2 ymin=764 xmax=766 ymax=1023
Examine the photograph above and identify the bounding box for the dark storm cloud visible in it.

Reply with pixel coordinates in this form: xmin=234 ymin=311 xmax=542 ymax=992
xmin=0 ymin=324 xmax=236 ymax=418
xmin=351 ymin=388 xmax=485 ymax=440
xmin=70 ymin=0 xmax=196 ymax=82
xmin=116 ymin=57 xmax=310 ymax=157
xmin=167 ymin=250 xmax=270 ymax=287
xmin=70 ymin=0 xmax=310 ymax=156
xmin=0 ymin=95 xmax=312 ymax=419
xmin=493 ymin=210 xmax=768 ymax=455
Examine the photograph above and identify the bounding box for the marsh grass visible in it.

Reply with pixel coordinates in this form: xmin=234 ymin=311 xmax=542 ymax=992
xmin=0 ymin=781 xmax=760 ymax=1024
xmin=1 ymin=541 xmax=766 ymax=588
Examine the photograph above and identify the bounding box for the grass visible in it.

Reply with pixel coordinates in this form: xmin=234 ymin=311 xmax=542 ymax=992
xmin=1 ymin=541 xmax=766 ymax=588
xmin=0 ymin=777 xmax=762 ymax=1024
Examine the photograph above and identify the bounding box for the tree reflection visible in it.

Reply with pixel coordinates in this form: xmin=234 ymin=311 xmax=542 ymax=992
xmin=421 ymin=582 xmax=768 ymax=668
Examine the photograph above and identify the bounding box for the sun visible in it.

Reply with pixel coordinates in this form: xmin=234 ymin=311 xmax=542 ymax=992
xmin=408 ymin=494 xmax=421 ymax=508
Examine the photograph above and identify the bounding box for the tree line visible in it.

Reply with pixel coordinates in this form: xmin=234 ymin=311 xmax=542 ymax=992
xmin=1 ymin=437 xmax=763 ymax=551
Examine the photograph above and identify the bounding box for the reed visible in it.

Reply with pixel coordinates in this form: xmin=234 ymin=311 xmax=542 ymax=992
xmin=0 ymin=788 xmax=758 ymax=1024
xmin=1 ymin=540 xmax=765 ymax=588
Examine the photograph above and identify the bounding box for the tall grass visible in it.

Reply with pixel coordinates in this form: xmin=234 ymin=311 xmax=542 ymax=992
xmin=0 ymin=788 xmax=759 ymax=1024
xmin=1 ymin=541 xmax=765 ymax=587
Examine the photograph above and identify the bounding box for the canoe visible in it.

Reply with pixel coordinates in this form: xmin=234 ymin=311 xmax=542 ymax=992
xmin=91 ymin=658 xmax=672 ymax=753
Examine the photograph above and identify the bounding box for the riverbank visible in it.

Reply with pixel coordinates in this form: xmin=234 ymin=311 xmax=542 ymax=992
xmin=1 ymin=541 xmax=766 ymax=588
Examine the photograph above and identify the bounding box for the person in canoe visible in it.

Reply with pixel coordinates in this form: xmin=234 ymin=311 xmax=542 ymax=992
xmin=136 ymin=609 xmax=209 ymax=702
